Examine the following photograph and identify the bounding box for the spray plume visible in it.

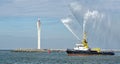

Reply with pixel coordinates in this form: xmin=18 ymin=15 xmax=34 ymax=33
xmin=69 ymin=2 xmax=86 ymax=27
xmin=61 ymin=17 xmax=80 ymax=40
xmin=83 ymin=10 xmax=104 ymax=33
xmin=70 ymin=2 xmax=105 ymax=34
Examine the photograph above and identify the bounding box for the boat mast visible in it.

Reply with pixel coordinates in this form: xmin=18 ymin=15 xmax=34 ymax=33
xmin=82 ymin=32 xmax=89 ymax=48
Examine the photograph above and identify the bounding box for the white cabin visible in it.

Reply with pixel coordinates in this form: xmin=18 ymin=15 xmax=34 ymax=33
xmin=74 ymin=44 xmax=89 ymax=51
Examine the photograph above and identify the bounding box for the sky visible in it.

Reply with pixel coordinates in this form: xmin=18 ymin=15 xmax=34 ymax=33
xmin=0 ymin=0 xmax=120 ymax=49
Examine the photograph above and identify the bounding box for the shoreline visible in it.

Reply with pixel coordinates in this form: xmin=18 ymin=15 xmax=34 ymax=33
xmin=11 ymin=48 xmax=66 ymax=52
xmin=0 ymin=49 xmax=120 ymax=53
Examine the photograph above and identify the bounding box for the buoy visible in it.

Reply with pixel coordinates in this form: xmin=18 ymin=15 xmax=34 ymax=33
xmin=48 ymin=50 xmax=51 ymax=54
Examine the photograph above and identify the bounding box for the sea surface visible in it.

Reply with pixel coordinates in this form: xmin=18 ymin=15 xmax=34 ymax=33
xmin=0 ymin=50 xmax=120 ymax=64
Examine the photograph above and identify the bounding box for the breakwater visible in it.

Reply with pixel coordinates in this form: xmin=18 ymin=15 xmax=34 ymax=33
xmin=11 ymin=48 xmax=66 ymax=52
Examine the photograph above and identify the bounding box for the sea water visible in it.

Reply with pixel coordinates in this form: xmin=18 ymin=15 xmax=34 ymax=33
xmin=0 ymin=50 xmax=120 ymax=64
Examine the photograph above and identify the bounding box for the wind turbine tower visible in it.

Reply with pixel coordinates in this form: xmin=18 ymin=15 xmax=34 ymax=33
xmin=37 ymin=18 xmax=41 ymax=49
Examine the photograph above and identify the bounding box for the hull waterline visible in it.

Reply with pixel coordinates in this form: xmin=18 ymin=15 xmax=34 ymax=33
xmin=66 ymin=49 xmax=115 ymax=56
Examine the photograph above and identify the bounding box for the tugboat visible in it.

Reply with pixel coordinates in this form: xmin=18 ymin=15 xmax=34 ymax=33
xmin=66 ymin=32 xmax=115 ymax=56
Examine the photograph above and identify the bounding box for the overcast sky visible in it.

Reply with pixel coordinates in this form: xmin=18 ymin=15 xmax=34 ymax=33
xmin=0 ymin=0 xmax=120 ymax=49
xmin=0 ymin=0 xmax=72 ymax=17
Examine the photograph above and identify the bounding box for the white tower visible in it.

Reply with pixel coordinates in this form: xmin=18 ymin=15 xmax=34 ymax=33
xmin=37 ymin=18 xmax=41 ymax=49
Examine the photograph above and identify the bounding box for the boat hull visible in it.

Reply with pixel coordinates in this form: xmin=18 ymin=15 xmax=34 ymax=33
xmin=66 ymin=49 xmax=115 ymax=56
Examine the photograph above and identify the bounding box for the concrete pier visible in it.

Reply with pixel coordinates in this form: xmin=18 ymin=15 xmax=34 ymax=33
xmin=12 ymin=49 xmax=48 ymax=52
xmin=11 ymin=48 xmax=66 ymax=52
